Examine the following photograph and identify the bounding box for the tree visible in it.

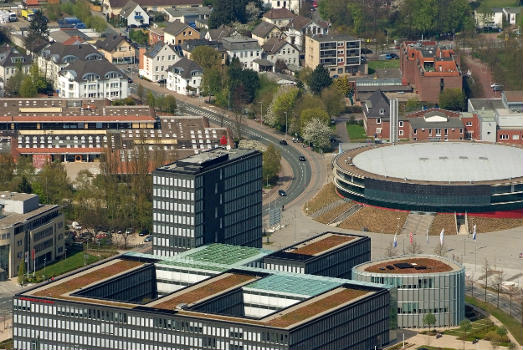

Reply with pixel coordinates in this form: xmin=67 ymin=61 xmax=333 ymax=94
xmin=459 ymin=319 xmax=472 ymax=347
xmin=492 ymin=268 xmax=505 ymax=308
xmin=262 ymin=144 xmax=281 ymax=185
xmin=25 ymin=11 xmax=49 ymax=51
xmin=265 ymin=87 xmax=299 ymax=130
xmin=17 ymin=176 xmax=33 ymax=194
xmin=146 ymin=91 xmax=155 ymax=108
xmin=45 ymin=3 xmax=62 ymax=21
xmin=405 ymin=98 xmax=423 ymax=112
xmin=423 ymin=312 xmax=436 ymax=331
xmin=129 ymin=29 xmax=148 ymax=45
xmin=308 ymin=65 xmax=332 ymax=94
xmin=202 ymin=67 xmax=224 ymax=103
xmin=302 ymin=118 xmax=334 ymax=151
xmin=191 ymin=46 xmax=221 ymax=70
xmin=157 ymin=95 xmax=177 ymax=113
xmin=321 ymin=85 xmax=345 ymax=117
xmin=439 ymin=88 xmax=466 ymax=111
xmin=384 ymin=243 xmax=398 ymax=257
xmin=0 ymin=154 xmax=15 ymax=189
xmin=334 ymin=76 xmax=352 ymax=97
xmin=208 ymin=0 xmax=260 ymax=28
xmin=17 ymin=262 xmax=25 ymax=285
xmin=406 ymin=239 xmax=423 ymax=255
xmin=5 ymin=68 xmax=24 ymax=96
xmin=137 ymin=84 xmax=145 ymax=103
xmin=30 ymin=63 xmax=47 ymax=92
xmin=19 ymin=76 xmax=38 ymax=97
xmin=274 ymin=59 xmax=287 ymax=74
xmin=300 ymin=108 xmax=329 ymax=133
xmin=32 ymin=161 xmax=72 ymax=204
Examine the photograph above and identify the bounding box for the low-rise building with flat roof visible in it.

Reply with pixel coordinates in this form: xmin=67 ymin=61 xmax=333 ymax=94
xmin=263 ymin=232 xmax=370 ymax=279
xmin=0 ymin=192 xmax=64 ymax=279
xmin=353 ymin=255 xmax=465 ymax=328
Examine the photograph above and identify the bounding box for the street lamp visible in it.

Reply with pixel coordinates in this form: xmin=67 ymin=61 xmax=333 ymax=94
xmin=258 ymin=102 xmax=263 ymax=125
xmin=284 ymin=112 xmax=288 ymax=137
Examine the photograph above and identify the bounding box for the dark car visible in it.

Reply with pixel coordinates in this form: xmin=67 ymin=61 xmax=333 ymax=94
xmin=299 ymin=156 xmax=306 ymax=161
xmin=279 ymin=139 xmax=288 ymax=145
xmin=388 ymin=53 xmax=399 ymax=59
xmin=144 ymin=236 xmax=152 ymax=242
xmin=139 ymin=228 xmax=149 ymax=236
xmin=278 ymin=190 xmax=287 ymax=196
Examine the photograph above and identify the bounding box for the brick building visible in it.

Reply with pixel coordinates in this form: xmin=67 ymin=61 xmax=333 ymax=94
xmin=400 ymin=41 xmax=462 ymax=103
xmin=407 ymin=109 xmax=465 ymax=141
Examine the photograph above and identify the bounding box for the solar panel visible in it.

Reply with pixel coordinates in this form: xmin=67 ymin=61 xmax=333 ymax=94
xmin=386 ymin=265 xmax=395 ymax=270
xmin=394 ymin=262 xmax=412 ymax=269
xmin=414 ymin=266 xmax=427 ymax=270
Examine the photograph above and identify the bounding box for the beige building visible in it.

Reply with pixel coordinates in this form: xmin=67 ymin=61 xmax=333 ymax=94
xmin=95 ymin=35 xmax=136 ymax=65
xmin=0 ymin=192 xmax=65 ymax=280
xmin=305 ymin=34 xmax=364 ymax=77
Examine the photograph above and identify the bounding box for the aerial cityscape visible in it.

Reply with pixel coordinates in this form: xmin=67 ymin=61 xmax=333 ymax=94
xmin=0 ymin=0 xmax=521 ymax=349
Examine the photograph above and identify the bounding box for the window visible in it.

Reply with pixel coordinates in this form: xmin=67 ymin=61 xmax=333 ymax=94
xmin=376 ymin=118 xmax=381 ymax=124
xmin=399 ymin=130 xmax=404 ymax=136
xmin=466 ymin=121 xmax=472 ymax=126
xmin=435 ymin=128 xmax=441 ymax=136
xmin=459 ymin=128 xmax=463 ymax=134
xmin=376 ymin=127 xmax=382 ymax=134
xmin=500 ymin=134 xmax=508 ymax=140
xmin=379 ymin=109 xmax=385 ymax=115
xmin=444 ymin=128 xmax=448 ymax=135
xmin=399 ymin=121 xmax=404 ymax=127
xmin=413 ymin=128 xmax=417 ymax=135
xmin=514 ymin=134 xmax=521 ymax=140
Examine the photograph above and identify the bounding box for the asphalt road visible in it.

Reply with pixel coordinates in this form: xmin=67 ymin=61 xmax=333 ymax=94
xmin=466 ymin=283 xmax=522 ymax=322
xmin=177 ymin=102 xmax=312 ymax=214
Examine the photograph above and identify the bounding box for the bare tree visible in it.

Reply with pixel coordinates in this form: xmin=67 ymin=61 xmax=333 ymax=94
xmin=384 ymin=242 xmax=398 ymax=258
xmin=466 ymin=274 xmax=475 ymax=298
xmin=406 ymin=239 xmax=423 ymax=255
xmin=505 ymin=286 xmax=520 ymax=317
xmin=482 ymin=259 xmax=490 ymax=303
xmin=433 ymin=242 xmax=448 ymax=257
xmin=492 ymin=267 xmax=505 ymax=309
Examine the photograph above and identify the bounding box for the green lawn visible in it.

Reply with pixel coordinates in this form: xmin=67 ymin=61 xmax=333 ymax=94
xmin=480 ymin=0 xmax=519 ymax=8
xmin=465 ymin=295 xmax=523 ymax=346
xmin=27 ymin=250 xmax=102 ymax=283
xmin=346 ymin=123 xmax=368 ymax=142
xmin=367 ymin=60 xmax=400 ymax=74
xmin=444 ymin=318 xmax=502 ymax=342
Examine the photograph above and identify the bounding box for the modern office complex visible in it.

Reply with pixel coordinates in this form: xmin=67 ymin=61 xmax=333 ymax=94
xmin=353 ymin=255 xmax=465 ymax=328
xmin=13 ymin=244 xmax=393 ymax=350
xmin=152 ymin=148 xmax=263 ymax=255
xmin=262 ymin=232 xmax=370 ymax=279
xmin=0 ymin=192 xmax=64 ymax=279
xmin=333 ymin=142 xmax=523 ymax=212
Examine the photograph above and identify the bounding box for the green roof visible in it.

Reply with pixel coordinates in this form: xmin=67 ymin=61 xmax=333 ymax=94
xmin=245 ymin=274 xmax=342 ymax=297
xmin=181 ymin=243 xmax=265 ymax=265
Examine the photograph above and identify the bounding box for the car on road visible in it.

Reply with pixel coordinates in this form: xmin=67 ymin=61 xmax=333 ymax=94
xmin=279 ymin=139 xmax=288 ymax=145
xmin=278 ymin=189 xmax=287 ymax=196
xmin=144 ymin=236 xmax=152 ymax=242
xmin=299 ymin=156 xmax=306 ymax=161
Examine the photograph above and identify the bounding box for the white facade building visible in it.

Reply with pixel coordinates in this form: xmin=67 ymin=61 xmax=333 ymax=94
xmin=285 ymin=15 xmax=329 ymax=52
xmin=139 ymin=43 xmax=181 ymax=82
xmin=58 ymin=59 xmax=129 ymax=100
xmin=120 ymin=1 xmax=149 ymax=27
xmin=221 ymin=36 xmax=261 ymax=69
xmin=262 ymin=0 xmax=301 ymax=13
xmin=166 ymin=57 xmax=203 ymax=96
xmin=262 ymin=38 xmax=299 ymax=68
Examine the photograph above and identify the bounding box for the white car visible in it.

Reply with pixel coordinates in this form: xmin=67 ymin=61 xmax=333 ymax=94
xmin=490 ymin=83 xmax=502 ymax=88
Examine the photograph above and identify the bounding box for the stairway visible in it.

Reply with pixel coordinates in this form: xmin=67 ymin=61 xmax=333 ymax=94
xmin=328 ymin=203 xmax=363 ymax=226
xmin=400 ymin=212 xmax=436 ymax=237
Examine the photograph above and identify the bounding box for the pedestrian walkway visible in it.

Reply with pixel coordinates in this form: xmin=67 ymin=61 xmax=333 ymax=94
xmin=400 ymin=212 xmax=435 ymax=237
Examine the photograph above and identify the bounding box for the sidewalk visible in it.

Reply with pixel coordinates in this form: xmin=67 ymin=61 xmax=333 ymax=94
xmin=0 ymin=317 xmax=12 ymax=343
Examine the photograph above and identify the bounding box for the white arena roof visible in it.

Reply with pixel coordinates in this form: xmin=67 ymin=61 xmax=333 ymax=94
xmin=352 ymin=142 xmax=523 ymax=182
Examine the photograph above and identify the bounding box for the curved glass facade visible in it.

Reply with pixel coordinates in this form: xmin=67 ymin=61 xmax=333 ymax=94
xmin=352 ymin=256 xmax=465 ymax=328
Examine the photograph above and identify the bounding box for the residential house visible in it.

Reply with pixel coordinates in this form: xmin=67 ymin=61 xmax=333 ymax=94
xmin=163 ymin=20 xmax=200 ymax=45
xmin=305 ymin=34 xmax=364 ymax=77
xmin=262 ymin=38 xmax=299 ymax=68
xmin=205 ymin=24 xmax=236 ymax=41
xmin=262 ymin=7 xmax=296 ymax=28
xmin=284 ymin=15 xmax=329 ymax=52
xmin=95 ymin=35 xmax=136 ymax=64
xmin=474 ymin=8 xmax=504 ymax=29
xmin=163 ymin=6 xmax=211 ymax=26
xmin=400 ymin=41 xmax=462 ymax=103
xmin=181 ymin=39 xmax=227 ymax=65
xmin=38 ymin=42 xmax=103 ymax=89
xmin=0 ymin=47 xmax=32 ymax=87
xmin=252 ymin=21 xmax=281 ymax=46
xmin=58 ymin=59 xmax=129 ymax=99
xmin=102 ymin=0 xmax=202 ymax=17
xmin=166 ymin=57 xmax=203 ymax=95
xmin=139 ymin=42 xmax=181 ymax=82
xmin=119 ymin=0 xmax=149 ymax=27
xmin=262 ymin=0 xmax=302 ymax=14
xmin=149 ymin=25 xmax=165 ymax=46
xmin=503 ymin=7 xmax=521 ymax=25
xmin=221 ymin=36 xmax=262 ymax=69
xmin=49 ymin=29 xmax=90 ymax=45
xmin=362 ymin=90 xmax=391 ymax=139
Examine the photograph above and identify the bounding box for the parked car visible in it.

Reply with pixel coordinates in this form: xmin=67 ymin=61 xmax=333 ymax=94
xmin=278 ymin=189 xmax=287 ymax=196
xmin=139 ymin=228 xmax=149 ymax=236
xmin=144 ymin=236 xmax=152 ymax=242
xmin=125 ymin=228 xmax=133 ymax=234
xmin=299 ymin=156 xmax=306 ymax=161
xmin=71 ymin=221 xmax=82 ymax=230
xmin=388 ymin=53 xmax=399 ymax=59
xmin=279 ymin=139 xmax=288 ymax=145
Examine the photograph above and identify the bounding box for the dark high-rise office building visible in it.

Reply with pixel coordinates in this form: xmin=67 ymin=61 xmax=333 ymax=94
xmin=152 ymin=148 xmax=262 ymax=256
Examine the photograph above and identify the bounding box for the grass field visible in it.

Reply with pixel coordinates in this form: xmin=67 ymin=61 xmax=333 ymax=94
xmin=444 ymin=318 xmax=510 ymax=345
xmin=481 ymin=0 xmax=519 ymax=8
xmin=466 ymin=295 xmax=523 ymax=345
xmin=346 ymin=123 xmax=368 ymax=142
xmin=367 ymin=59 xmax=400 ymax=74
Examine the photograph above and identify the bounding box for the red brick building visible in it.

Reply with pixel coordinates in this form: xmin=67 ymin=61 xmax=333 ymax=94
xmin=407 ymin=109 xmax=466 ymax=141
xmin=400 ymin=41 xmax=462 ymax=103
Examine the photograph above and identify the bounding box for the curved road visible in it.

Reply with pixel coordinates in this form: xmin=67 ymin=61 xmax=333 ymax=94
xmin=178 ymin=102 xmax=311 ymax=213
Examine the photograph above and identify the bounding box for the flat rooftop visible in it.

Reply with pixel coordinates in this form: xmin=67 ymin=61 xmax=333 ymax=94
xmin=0 ymin=192 xmax=36 ymax=202
xmin=0 ymin=204 xmax=58 ymax=229
xmin=284 ymin=232 xmax=359 ymax=257
xmin=157 ymin=148 xmax=258 ymax=174
xmin=337 ymin=142 xmax=523 ymax=185
xmin=355 ymin=256 xmax=462 ymax=275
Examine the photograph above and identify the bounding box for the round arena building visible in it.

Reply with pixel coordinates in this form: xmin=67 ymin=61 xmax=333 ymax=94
xmin=333 ymin=142 xmax=523 ymax=212
xmin=352 ymin=255 xmax=465 ymax=328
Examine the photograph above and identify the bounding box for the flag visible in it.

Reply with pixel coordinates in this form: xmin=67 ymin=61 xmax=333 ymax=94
xmin=409 ymin=232 xmax=413 ymax=245
xmin=393 ymin=233 xmax=398 ymax=248
xmin=439 ymin=228 xmax=445 ymax=246
xmin=24 ymin=251 xmax=28 ymax=263
xmin=472 ymin=224 xmax=477 ymax=241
